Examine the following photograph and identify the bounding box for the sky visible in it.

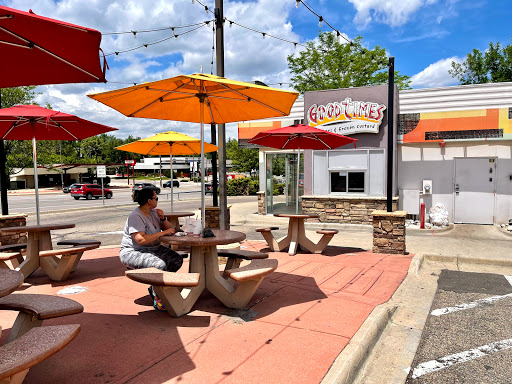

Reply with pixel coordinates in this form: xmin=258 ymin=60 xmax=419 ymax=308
xmin=1 ymin=0 xmax=511 ymax=141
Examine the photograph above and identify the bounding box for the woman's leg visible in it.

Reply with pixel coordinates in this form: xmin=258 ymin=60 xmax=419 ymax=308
xmin=120 ymin=249 xmax=167 ymax=270
xmin=154 ymin=245 xmax=184 ymax=272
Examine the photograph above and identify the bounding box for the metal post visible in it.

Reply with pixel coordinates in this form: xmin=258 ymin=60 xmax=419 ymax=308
xmin=32 ymin=136 xmax=40 ymax=225
xmin=210 ymin=123 xmax=218 ymax=207
xmin=387 ymin=56 xmax=395 ymax=212
xmin=59 ymin=141 xmax=64 ymax=189
xmin=215 ymin=0 xmax=227 ymax=229
xmin=159 ymin=155 xmax=162 ymax=188
xmin=0 ymin=89 xmax=9 ymax=215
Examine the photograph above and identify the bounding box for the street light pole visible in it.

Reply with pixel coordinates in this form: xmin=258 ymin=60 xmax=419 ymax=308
xmin=387 ymin=56 xmax=395 ymax=212
xmin=215 ymin=0 xmax=228 ymax=229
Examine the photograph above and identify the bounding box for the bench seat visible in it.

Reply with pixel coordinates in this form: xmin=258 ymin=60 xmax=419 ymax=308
xmin=316 ymin=229 xmax=339 ymax=235
xmin=39 ymin=245 xmax=100 ymax=281
xmin=126 ymin=268 xmax=203 ymax=317
xmin=57 ymin=239 xmax=101 ymax=247
xmin=217 ymin=249 xmax=268 ymax=260
xmin=255 ymin=227 xmax=279 ymax=233
xmin=126 ymin=268 xmax=200 ymax=288
xmin=0 ymin=243 xmax=26 ymax=253
xmin=0 ymin=324 xmax=80 ymax=383
xmin=0 ymin=252 xmax=24 ymax=271
xmin=0 ymin=252 xmax=22 ymax=261
xmin=224 ymin=259 xmax=278 ymax=282
xmin=0 ymin=294 xmax=83 ymax=343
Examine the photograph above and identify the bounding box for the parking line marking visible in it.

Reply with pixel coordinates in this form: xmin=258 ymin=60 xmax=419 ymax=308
xmin=90 ymin=231 xmax=124 ymax=235
xmin=412 ymin=338 xmax=512 ymax=378
xmin=431 ymin=293 xmax=512 ymax=316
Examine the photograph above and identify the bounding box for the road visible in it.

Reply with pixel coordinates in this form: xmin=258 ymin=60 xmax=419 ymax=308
xmin=7 ymin=182 xmax=209 ymax=214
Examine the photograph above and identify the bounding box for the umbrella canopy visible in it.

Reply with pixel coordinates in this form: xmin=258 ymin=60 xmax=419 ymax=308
xmin=87 ymin=73 xmax=299 ymax=124
xmin=116 ymin=130 xmax=218 ymax=211
xmin=248 ymin=124 xmax=358 ymax=150
xmin=248 ymin=124 xmax=357 ymax=213
xmin=0 ymin=5 xmax=106 ymax=87
xmin=0 ymin=105 xmax=117 ymax=224
xmin=88 ymin=73 xmax=299 ymax=228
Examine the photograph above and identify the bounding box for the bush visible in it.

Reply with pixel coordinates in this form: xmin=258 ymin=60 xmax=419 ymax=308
xmin=181 ymin=179 xmax=190 ymax=182
xmin=225 ymin=177 xmax=260 ymax=196
xmin=273 ymin=183 xmax=285 ymax=196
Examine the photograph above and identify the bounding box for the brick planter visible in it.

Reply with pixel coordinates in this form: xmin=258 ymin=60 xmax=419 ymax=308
xmin=204 ymin=206 xmax=231 ymax=230
xmin=0 ymin=214 xmax=27 ymax=246
xmin=257 ymin=191 xmax=265 ymax=215
xmin=372 ymin=210 xmax=407 ymax=255
xmin=302 ymin=196 xmax=398 ymax=224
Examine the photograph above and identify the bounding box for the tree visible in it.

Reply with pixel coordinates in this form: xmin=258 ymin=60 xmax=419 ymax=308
xmin=287 ymin=33 xmax=411 ymax=94
xmin=449 ymin=40 xmax=512 ymax=85
xmin=226 ymin=138 xmax=259 ymax=175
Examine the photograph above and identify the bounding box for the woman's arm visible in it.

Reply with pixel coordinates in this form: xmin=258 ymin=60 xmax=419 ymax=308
xmin=132 ymin=227 xmax=175 ymax=245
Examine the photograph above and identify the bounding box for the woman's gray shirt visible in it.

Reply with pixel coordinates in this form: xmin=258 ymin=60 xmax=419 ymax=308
xmin=120 ymin=208 xmax=162 ymax=253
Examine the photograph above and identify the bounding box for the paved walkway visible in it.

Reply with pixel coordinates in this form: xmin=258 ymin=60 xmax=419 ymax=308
xmin=0 ymin=239 xmax=411 ymax=384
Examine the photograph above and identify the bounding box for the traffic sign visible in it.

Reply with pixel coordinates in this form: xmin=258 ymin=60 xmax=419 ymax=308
xmin=96 ymin=165 xmax=106 ymax=178
xmin=124 ymin=160 xmax=136 ymax=166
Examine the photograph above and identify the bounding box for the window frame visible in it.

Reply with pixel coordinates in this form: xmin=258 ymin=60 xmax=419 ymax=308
xmin=329 ymin=169 xmax=367 ymax=195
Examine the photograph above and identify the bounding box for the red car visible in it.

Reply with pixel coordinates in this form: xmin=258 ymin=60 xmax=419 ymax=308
xmin=70 ymin=184 xmax=113 ymax=200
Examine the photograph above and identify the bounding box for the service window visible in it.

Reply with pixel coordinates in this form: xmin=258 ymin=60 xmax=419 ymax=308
xmin=330 ymin=171 xmax=365 ymax=193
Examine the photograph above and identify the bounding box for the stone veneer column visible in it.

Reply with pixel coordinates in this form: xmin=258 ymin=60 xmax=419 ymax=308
xmin=0 ymin=214 xmax=28 ymax=246
xmin=372 ymin=210 xmax=407 ymax=255
xmin=204 ymin=206 xmax=231 ymax=230
xmin=257 ymin=191 xmax=265 ymax=215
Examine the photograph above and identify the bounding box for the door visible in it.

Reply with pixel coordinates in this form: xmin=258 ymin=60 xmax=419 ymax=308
xmin=454 ymin=158 xmax=496 ymax=224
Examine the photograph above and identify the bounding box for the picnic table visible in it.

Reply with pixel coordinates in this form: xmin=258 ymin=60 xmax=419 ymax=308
xmin=129 ymin=230 xmax=277 ymax=316
xmin=164 ymin=211 xmax=194 ymax=231
xmin=257 ymin=213 xmax=338 ymax=256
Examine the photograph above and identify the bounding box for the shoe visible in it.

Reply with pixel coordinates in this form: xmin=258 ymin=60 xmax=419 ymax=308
xmin=153 ymin=297 xmax=166 ymax=312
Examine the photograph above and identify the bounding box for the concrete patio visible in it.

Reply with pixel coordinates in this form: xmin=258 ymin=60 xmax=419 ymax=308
xmin=0 ymin=238 xmax=412 ymax=384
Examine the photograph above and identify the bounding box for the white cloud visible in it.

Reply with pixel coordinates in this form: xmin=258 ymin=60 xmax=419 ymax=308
xmin=410 ymin=57 xmax=462 ymax=88
xmin=348 ymin=0 xmax=439 ymax=28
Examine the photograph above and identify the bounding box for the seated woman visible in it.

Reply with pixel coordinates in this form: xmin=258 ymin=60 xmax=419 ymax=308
xmin=120 ymin=187 xmax=183 ymax=311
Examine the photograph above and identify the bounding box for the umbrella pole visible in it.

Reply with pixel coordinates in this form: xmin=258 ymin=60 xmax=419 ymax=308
xmin=200 ymin=101 xmax=206 ymax=230
xmin=296 ymin=140 xmax=301 ymax=214
xmin=170 ymin=144 xmax=174 ymax=212
xmin=32 ymin=137 xmax=40 ymax=225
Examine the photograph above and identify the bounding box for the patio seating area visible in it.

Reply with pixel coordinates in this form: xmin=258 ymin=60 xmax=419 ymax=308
xmin=0 ymin=240 xmax=412 ymax=383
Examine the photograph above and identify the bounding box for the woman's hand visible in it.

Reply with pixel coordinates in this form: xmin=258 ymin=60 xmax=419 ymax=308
xmin=162 ymin=227 xmax=175 ymax=236
xmin=155 ymin=208 xmax=165 ymax=221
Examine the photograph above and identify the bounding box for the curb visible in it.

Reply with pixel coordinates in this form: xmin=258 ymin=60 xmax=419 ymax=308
xmin=406 ymin=223 xmax=454 ymax=235
xmin=321 ymin=306 xmax=398 ymax=384
xmin=423 ymin=253 xmax=512 ymax=268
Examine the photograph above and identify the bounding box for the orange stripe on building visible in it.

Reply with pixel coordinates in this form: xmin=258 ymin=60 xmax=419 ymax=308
xmin=238 ymin=121 xmax=282 ymax=140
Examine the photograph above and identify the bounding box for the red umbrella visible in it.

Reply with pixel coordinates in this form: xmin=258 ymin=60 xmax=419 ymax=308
xmin=0 ymin=105 xmax=117 ymax=224
xmin=248 ymin=124 xmax=357 ymax=213
xmin=0 ymin=5 xmax=107 ymax=87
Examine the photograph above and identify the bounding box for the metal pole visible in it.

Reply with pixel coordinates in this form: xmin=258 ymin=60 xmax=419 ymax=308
xmin=159 ymin=155 xmax=162 ymax=188
xmin=32 ymin=136 xmax=40 ymax=225
xmin=0 ymin=89 xmax=9 ymax=215
xmin=210 ymin=123 xmax=218 ymax=207
xmin=387 ymin=56 xmax=395 ymax=212
xmin=215 ymin=0 xmax=227 ymax=229
xmin=170 ymin=143 xmax=174 ymax=212
xmin=60 ymin=141 xmax=64 ymax=189
xmin=101 ymin=177 xmax=105 ymax=206
xmin=296 ymin=139 xmax=301 ymax=214
xmin=200 ymin=97 xmax=206 ymax=229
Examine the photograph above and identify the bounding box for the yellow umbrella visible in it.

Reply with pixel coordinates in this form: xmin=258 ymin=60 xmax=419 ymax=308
xmin=88 ymin=73 xmax=299 ymax=228
xmin=116 ymin=130 xmax=218 ymax=211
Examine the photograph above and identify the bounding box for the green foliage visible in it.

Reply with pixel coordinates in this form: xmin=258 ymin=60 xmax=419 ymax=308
xmin=449 ymin=40 xmax=512 ymax=84
xmin=288 ymin=33 xmax=411 ymax=94
xmin=226 ymin=138 xmax=259 ymax=174
xmin=273 ymin=180 xmax=285 ymax=196
xmin=225 ymin=177 xmax=259 ymax=196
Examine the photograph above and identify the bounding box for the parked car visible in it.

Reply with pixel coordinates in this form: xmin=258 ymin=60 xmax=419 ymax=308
xmin=70 ymin=184 xmax=113 ymax=200
xmin=163 ymin=180 xmax=180 ymax=188
xmin=131 ymin=183 xmax=161 ymax=202
xmin=62 ymin=183 xmax=78 ymax=193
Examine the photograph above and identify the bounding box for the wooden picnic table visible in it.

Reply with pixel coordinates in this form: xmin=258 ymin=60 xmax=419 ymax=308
xmin=0 ymin=269 xmax=23 ymax=299
xmin=258 ymin=213 xmax=336 ymax=256
xmin=1 ymin=224 xmax=74 ymax=278
xmin=160 ymin=230 xmax=257 ymax=308
xmin=163 ymin=211 xmax=194 ymax=231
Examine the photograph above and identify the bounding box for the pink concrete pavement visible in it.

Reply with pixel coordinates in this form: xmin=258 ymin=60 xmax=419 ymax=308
xmin=0 ymin=241 xmax=412 ymax=384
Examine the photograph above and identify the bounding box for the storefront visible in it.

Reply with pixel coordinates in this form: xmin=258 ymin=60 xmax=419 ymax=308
xmin=240 ymin=84 xmax=399 ymax=224
xmin=240 ymin=81 xmax=512 ymax=225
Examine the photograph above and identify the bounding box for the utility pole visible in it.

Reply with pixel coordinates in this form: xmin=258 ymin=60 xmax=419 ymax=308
xmin=215 ymin=0 xmax=228 ymax=229
xmin=387 ymin=56 xmax=395 ymax=212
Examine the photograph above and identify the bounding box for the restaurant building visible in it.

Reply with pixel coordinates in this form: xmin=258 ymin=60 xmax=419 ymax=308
xmin=239 ymin=81 xmax=512 ymax=225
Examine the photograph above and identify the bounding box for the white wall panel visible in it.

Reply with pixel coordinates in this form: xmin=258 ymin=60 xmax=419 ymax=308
xmin=423 ymin=147 xmax=443 ymax=161
xmin=401 ymin=146 xmax=422 ymax=161
xmin=443 ymin=146 xmax=465 ymax=160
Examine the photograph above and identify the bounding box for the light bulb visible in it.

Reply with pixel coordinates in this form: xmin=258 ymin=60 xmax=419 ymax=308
xmin=318 ymin=17 xmax=323 ymax=28
xmin=229 ymin=21 xmax=233 ymax=28
xmin=262 ymin=33 xmax=266 ymax=39
xmin=295 ymin=0 xmax=300 ymax=8
xmin=191 ymin=0 xmax=194 ymax=3
xmin=205 ymin=6 xmax=208 ymax=15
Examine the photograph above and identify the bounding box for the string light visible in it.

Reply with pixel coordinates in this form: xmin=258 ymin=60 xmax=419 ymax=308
xmin=296 ymin=0 xmax=300 ymax=8
xmin=262 ymin=32 xmax=266 ymax=39
xmin=132 ymin=31 xmax=137 ymax=38
xmin=318 ymin=16 xmax=323 ymax=28
xmin=102 ymin=21 xmax=207 ymax=35
xmin=204 ymin=6 xmax=208 ymax=15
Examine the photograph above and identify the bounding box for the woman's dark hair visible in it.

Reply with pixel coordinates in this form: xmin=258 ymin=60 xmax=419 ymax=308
xmin=136 ymin=188 xmax=156 ymax=206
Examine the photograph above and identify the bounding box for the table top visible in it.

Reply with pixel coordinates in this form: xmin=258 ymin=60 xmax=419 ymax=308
xmin=274 ymin=213 xmax=320 ymax=219
xmin=1 ymin=223 xmax=75 ymax=233
xmin=0 ymin=269 xmax=24 ymax=298
xmin=164 ymin=212 xmax=195 ymax=218
xmin=161 ymin=230 xmax=246 ymax=247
